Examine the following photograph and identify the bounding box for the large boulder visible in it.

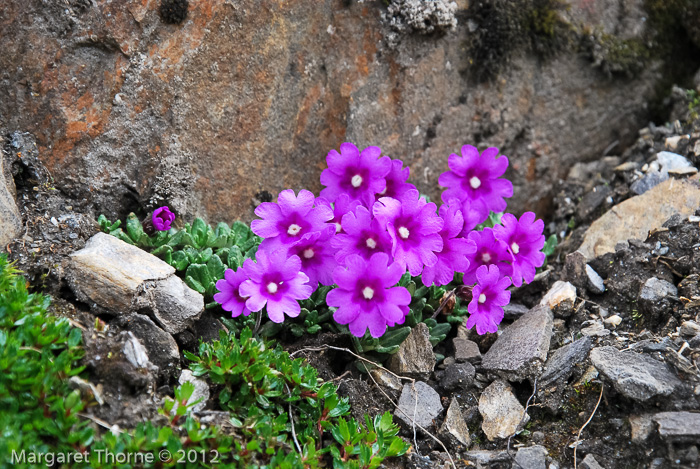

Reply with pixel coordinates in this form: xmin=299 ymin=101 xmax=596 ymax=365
xmin=0 ymin=0 xmax=677 ymax=222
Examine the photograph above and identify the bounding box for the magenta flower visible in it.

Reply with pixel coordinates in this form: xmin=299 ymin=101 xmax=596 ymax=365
xmin=327 ymin=253 xmax=410 ymax=338
xmin=467 ymin=264 xmax=511 ymax=335
xmin=316 ymin=194 xmax=361 ymax=234
xmin=458 ymin=197 xmax=486 ymax=237
xmin=493 ymin=212 xmax=546 ymax=287
xmin=251 ymin=189 xmax=333 ymax=252
xmin=239 ymin=250 xmax=313 ymax=323
xmin=152 ymin=206 xmax=175 ymax=231
xmin=421 ymin=202 xmax=477 ymax=287
xmin=331 ymin=206 xmax=392 ymax=264
xmin=373 ymin=190 xmax=443 ymax=276
xmin=320 ymin=143 xmax=392 ymax=207
xmin=438 ymin=145 xmax=513 ymax=223
xmin=378 ymin=159 xmax=415 ymax=200
xmin=462 ymin=227 xmax=512 ymax=285
xmin=284 ymin=225 xmax=337 ymax=288
xmin=214 ymin=268 xmax=251 ymax=318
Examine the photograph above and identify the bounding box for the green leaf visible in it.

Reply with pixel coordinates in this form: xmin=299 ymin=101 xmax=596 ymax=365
xmin=171 ymin=250 xmax=189 ymax=271
xmin=377 ymin=327 xmax=411 ymax=349
xmin=542 ymin=234 xmax=558 ymax=257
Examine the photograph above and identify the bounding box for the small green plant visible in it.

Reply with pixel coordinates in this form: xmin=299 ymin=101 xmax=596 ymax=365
xmin=185 ymin=328 xmax=410 ymax=467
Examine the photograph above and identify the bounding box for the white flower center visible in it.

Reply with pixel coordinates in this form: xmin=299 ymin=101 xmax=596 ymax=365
xmin=335 ymin=222 xmax=342 ymax=233
xmin=267 ymin=282 xmax=278 ymax=294
xmin=287 ymin=224 xmax=302 ymax=236
xmin=362 ymin=286 xmax=375 ymax=300
xmin=511 ymin=242 xmax=520 ymax=255
xmin=378 ymin=186 xmax=386 ymax=195
xmin=398 ymin=226 xmax=410 ymax=239
xmin=469 ymin=176 xmax=482 ymax=189
xmin=481 ymin=252 xmax=491 ymax=263
xmin=351 ymin=174 xmax=363 ymax=188
xmin=478 ymin=293 xmax=486 ymax=304
xmin=303 ymin=248 xmax=315 ymax=259
xmin=366 ymin=237 xmax=377 ymax=249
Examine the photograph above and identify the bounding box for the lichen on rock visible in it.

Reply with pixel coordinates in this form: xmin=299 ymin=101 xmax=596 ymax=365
xmin=384 ymin=0 xmax=458 ymax=43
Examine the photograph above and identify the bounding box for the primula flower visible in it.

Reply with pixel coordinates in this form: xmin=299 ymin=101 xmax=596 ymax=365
xmin=152 ymin=206 xmax=175 ymax=231
xmin=421 ymin=202 xmax=477 ymax=286
xmin=373 ymin=190 xmax=443 ymax=276
xmin=239 ymin=249 xmax=313 ymax=323
xmin=214 ymin=268 xmax=251 ymax=317
xmin=462 ymin=227 xmax=512 ymax=285
xmin=378 ymin=159 xmax=415 ymax=200
xmin=251 ymin=189 xmax=333 ymax=252
xmin=439 ymin=145 xmax=513 ymax=224
xmin=493 ymin=212 xmax=545 ymax=287
xmin=467 ymin=264 xmax=511 ymax=335
xmin=284 ymin=225 xmax=337 ymax=288
xmin=320 ymin=143 xmax=392 ymax=207
xmin=327 ymin=253 xmax=410 ymax=338
xmin=331 ymin=205 xmax=392 ymax=264
xmin=316 ymin=194 xmax=361 ymax=234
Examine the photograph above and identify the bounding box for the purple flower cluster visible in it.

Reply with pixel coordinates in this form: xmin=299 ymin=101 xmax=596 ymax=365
xmin=215 ymin=142 xmax=547 ymax=338
xmin=153 ymin=206 xmax=176 ymax=231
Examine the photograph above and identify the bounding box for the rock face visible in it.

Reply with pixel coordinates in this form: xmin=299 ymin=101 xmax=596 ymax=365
xmin=479 ymin=379 xmax=529 ymax=441
xmin=481 ymin=306 xmax=553 ymax=381
xmin=578 ymin=177 xmax=700 ymax=259
xmin=67 ymin=232 xmax=203 ymax=333
xmin=0 ymin=0 xmax=678 ymax=223
xmin=590 ymin=346 xmax=683 ymax=401
xmin=387 ymin=322 xmax=435 ymax=379
xmin=395 ymin=381 xmax=443 ymax=429
xmin=0 ymin=141 xmax=22 ymax=247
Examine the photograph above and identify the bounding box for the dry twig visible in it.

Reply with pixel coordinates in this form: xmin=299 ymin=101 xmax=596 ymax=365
xmin=572 ymin=383 xmax=605 ymax=469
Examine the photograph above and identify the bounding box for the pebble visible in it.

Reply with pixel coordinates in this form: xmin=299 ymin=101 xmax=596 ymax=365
xmin=580 ymin=454 xmax=605 ymax=469
xmin=395 ymin=381 xmax=443 ymax=429
xmin=540 ymin=281 xmax=577 ymax=318
xmin=604 ymin=315 xmax=622 ymax=328
xmin=439 ymin=362 xmax=475 ymax=391
xmin=479 ymin=379 xmax=529 ymax=441
xmin=586 ymin=265 xmax=605 ymax=294
xmin=439 ymin=398 xmax=471 ymax=449
xmin=481 ymin=306 xmax=553 ymax=382
xmin=387 ymin=323 xmax=435 ymax=379
xmin=581 ymin=322 xmax=610 ymax=337
xmin=590 ymin=346 xmax=683 ymax=401
xmin=652 ymin=411 xmax=700 ymax=442
xmin=178 ymin=370 xmax=210 ymax=413
xmin=370 ymin=368 xmax=402 ymax=392
xmin=515 ymin=445 xmax=548 ymax=469
xmin=453 ymin=337 xmax=481 ymax=363
xmin=638 ymin=277 xmax=678 ymax=325
xmin=680 ymin=320 xmax=700 ymax=338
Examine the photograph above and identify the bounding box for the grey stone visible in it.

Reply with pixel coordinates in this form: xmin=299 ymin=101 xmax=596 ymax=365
xmin=387 ymin=322 xmax=435 ymax=379
xmin=629 ymin=414 xmax=655 ymax=443
xmin=503 ymin=302 xmax=530 ymax=319
xmin=395 ymin=381 xmax=443 ymax=429
xmin=538 ymin=337 xmax=592 ymax=411
xmin=590 ymin=346 xmax=682 ymax=401
xmin=630 ymin=337 xmax=673 ymax=353
xmin=481 ymin=306 xmax=553 ymax=381
xmin=657 ymin=151 xmax=693 ymax=172
xmin=515 ymin=445 xmax=548 ymax=469
xmin=580 ymin=454 xmax=605 ymax=469
xmin=453 ymin=338 xmax=481 ymax=363
xmin=581 ymin=321 xmax=610 ymax=337
xmin=563 ymin=251 xmax=587 ymax=290
xmin=586 ymin=265 xmax=606 ymax=294
xmin=638 ymin=277 xmax=678 ymax=325
xmin=370 ymin=369 xmax=402 ymax=391
xmin=577 ymin=184 xmax=613 ymax=221
xmin=116 ymin=313 xmax=180 ymax=382
xmin=540 ymin=281 xmax=577 ymax=317
xmin=440 ymin=362 xmax=475 ymax=391
xmin=67 ymin=233 xmax=204 ymax=333
xmin=680 ymin=320 xmax=700 ymax=338
xmin=652 ymin=412 xmax=700 ymax=443
xmin=0 ymin=141 xmax=22 ymax=247
xmin=464 ymin=450 xmax=511 ymax=465
xmin=178 ymin=370 xmax=210 ymax=413
xmin=439 ymin=398 xmax=472 ymax=449
xmin=123 ymin=332 xmax=152 ymax=370
xmin=479 ymin=379 xmax=529 ymax=441
xmin=630 ymin=169 xmax=667 ymax=194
